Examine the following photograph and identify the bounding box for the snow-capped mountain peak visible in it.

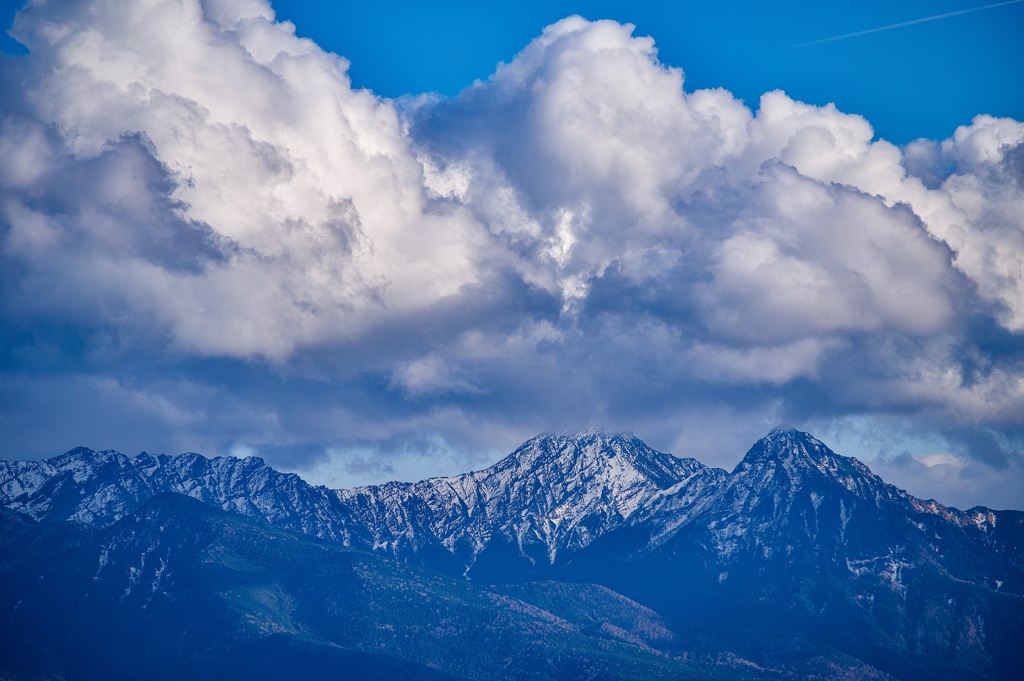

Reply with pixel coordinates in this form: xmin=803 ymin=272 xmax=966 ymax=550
xmin=2 ymin=429 xmax=1019 ymax=588
xmin=490 ymin=431 xmax=704 ymax=493
xmin=331 ymin=431 xmax=720 ymax=573
xmin=732 ymin=427 xmax=875 ymax=487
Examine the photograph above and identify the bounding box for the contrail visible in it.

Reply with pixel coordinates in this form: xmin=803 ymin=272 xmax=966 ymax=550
xmin=793 ymin=0 xmax=1024 ymax=48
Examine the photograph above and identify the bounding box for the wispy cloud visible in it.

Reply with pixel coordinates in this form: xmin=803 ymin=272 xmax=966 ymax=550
xmin=792 ymin=0 xmax=1024 ymax=48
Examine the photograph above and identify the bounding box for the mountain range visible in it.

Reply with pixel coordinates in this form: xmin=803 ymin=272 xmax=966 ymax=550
xmin=1 ymin=428 xmax=1022 ymax=680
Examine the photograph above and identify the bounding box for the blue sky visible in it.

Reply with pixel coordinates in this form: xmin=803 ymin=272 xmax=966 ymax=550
xmin=266 ymin=0 xmax=1024 ymax=143
xmin=1 ymin=0 xmax=1023 ymax=509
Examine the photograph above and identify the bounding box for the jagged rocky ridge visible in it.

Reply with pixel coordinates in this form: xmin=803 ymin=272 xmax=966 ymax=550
xmin=1 ymin=430 xmax=1020 ymax=581
xmin=1 ymin=430 xmax=1021 ymax=580
xmin=2 ymin=428 xmax=1023 ymax=680
xmin=664 ymin=428 xmax=1023 ymax=581
xmin=4 ymin=430 xmax=1019 ymax=573
xmin=560 ymin=430 xmax=1024 ymax=681
xmin=0 ymin=431 xmax=727 ymax=577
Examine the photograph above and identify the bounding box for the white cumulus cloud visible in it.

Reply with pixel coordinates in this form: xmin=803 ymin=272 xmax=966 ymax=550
xmin=2 ymin=2 xmax=1023 ymax=507
xmin=3 ymin=0 xmax=490 ymax=359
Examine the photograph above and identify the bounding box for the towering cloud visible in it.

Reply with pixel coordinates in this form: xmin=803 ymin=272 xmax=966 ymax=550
xmin=1 ymin=1 xmax=1022 ymax=507
xmin=3 ymin=0 xmax=486 ymax=358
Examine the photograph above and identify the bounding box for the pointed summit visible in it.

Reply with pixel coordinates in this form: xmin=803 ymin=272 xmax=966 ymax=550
xmin=733 ymin=427 xmax=875 ymax=486
xmin=493 ymin=431 xmax=704 ymax=490
xmin=334 ymin=430 xmax=723 ymax=575
xmin=686 ymin=428 xmax=913 ymax=558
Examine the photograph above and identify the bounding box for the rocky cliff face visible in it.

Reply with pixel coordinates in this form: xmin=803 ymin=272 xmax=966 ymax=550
xmin=332 ymin=431 xmax=724 ymax=574
xmin=0 ymin=431 xmax=725 ymax=577
xmin=1 ymin=429 xmax=1019 ymax=583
